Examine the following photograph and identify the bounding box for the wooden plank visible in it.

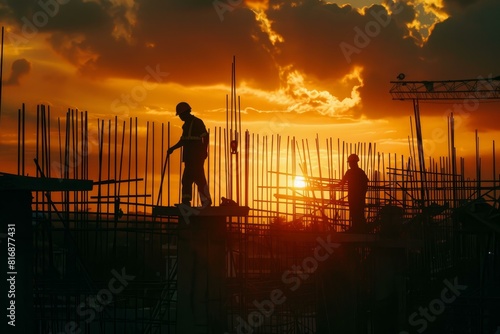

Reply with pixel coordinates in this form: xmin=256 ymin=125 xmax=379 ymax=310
xmin=0 ymin=173 xmax=93 ymax=191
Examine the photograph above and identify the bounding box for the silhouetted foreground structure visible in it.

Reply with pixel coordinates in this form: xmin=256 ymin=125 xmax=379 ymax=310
xmin=1 ymin=105 xmax=499 ymax=334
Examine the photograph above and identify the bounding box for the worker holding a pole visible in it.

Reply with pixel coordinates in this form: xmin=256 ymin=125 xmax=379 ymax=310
xmin=167 ymin=102 xmax=212 ymax=207
xmin=340 ymin=154 xmax=369 ymax=232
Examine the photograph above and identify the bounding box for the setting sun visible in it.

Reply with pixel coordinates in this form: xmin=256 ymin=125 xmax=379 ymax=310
xmin=293 ymin=175 xmax=307 ymax=188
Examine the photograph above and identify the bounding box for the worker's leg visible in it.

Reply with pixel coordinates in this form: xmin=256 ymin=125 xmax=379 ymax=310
xmin=349 ymin=200 xmax=366 ymax=232
xmin=181 ymin=164 xmax=195 ymax=206
xmin=192 ymin=163 xmax=211 ymax=207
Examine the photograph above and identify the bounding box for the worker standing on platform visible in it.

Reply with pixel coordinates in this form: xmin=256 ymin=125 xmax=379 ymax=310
xmin=167 ymin=102 xmax=212 ymax=207
xmin=340 ymin=154 xmax=369 ymax=232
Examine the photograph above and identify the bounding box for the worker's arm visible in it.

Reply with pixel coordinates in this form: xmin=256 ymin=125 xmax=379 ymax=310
xmin=167 ymin=139 xmax=184 ymax=155
xmin=339 ymin=170 xmax=349 ymax=188
xmin=201 ymin=132 xmax=209 ymax=158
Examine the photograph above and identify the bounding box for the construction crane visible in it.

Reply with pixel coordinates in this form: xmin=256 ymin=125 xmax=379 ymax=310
xmin=389 ymin=75 xmax=500 ymax=211
xmin=390 ymin=76 xmax=500 ymax=100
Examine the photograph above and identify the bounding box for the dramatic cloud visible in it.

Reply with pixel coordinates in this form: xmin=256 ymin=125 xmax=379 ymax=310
xmin=421 ymin=0 xmax=500 ymax=79
xmin=0 ymin=0 xmax=499 ymax=127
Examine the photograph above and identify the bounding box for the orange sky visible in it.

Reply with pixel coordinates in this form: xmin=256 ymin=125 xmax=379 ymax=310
xmin=0 ymin=0 xmax=499 ymax=180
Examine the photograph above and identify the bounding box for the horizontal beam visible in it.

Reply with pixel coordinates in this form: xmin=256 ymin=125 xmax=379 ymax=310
xmin=153 ymin=205 xmax=250 ymax=217
xmin=0 ymin=172 xmax=93 ymax=191
xmin=390 ymin=77 xmax=500 ymax=100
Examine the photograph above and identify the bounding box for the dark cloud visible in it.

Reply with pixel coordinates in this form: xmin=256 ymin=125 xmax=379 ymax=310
xmin=1 ymin=0 xmax=32 ymax=19
xmin=441 ymin=0 xmax=482 ymax=15
xmin=422 ymin=0 xmax=500 ymax=80
xmin=3 ymin=58 xmax=31 ymax=86
xmin=9 ymin=0 xmax=275 ymax=88
xmin=1 ymin=0 xmax=499 ymax=129
xmin=2 ymin=0 xmax=108 ymax=30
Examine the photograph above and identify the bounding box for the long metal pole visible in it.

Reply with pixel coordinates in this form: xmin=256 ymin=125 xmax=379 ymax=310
xmin=156 ymin=153 xmax=170 ymax=206
xmin=413 ymin=99 xmax=427 ymax=209
xmin=0 ymin=26 xmax=4 ymax=122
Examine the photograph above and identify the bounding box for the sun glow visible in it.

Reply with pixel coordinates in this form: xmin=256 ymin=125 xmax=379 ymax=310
xmin=294 ymin=176 xmax=307 ymax=188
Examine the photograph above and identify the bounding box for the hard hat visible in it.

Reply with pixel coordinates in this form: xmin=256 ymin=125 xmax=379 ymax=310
xmin=347 ymin=154 xmax=359 ymax=162
xmin=176 ymin=102 xmax=191 ymax=116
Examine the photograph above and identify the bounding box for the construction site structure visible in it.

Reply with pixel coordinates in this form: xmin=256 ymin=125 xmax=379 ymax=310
xmin=0 ymin=74 xmax=499 ymax=333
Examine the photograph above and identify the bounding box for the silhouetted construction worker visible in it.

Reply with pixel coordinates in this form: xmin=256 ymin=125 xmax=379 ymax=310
xmin=340 ymin=154 xmax=369 ymax=232
xmin=167 ymin=102 xmax=212 ymax=207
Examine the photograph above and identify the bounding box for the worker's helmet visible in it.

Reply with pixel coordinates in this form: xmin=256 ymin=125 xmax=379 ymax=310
xmin=176 ymin=102 xmax=191 ymax=116
xmin=347 ymin=154 xmax=359 ymax=163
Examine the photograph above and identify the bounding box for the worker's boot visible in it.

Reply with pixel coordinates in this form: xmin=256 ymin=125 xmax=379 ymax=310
xmin=201 ymin=198 xmax=212 ymax=207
